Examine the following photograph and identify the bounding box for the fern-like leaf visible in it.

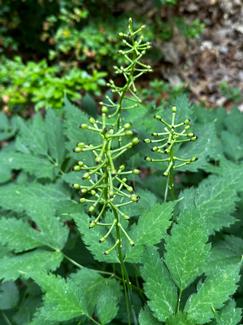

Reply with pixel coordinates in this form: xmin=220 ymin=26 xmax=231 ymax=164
xmin=185 ymin=263 xmax=241 ymax=324
xmin=164 ymin=210 xmax=210 ymax=290
xmin=141 ymin=248 xmax=177 ymax=322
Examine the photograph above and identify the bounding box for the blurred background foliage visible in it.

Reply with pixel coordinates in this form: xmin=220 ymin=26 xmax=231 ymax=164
xmin=0 ymin=0 xmax=206 ymax=112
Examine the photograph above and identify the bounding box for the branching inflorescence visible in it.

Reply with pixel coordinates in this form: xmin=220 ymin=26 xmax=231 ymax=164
xmin=73 ymin=18 xmax=151 ymax=255
xmin=144 ymin=106 xmax=198 ymax=200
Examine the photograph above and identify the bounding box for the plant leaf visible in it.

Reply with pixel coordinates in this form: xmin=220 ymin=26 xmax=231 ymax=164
xmin=0 ymin=250 xmax=63 ymax=281
xmin=185 ymin=263 xmax=241 ymax=324
xmin=139 ymin=306 xmax=162 ymax=325
xmin=126 ymin=201 xmax=176 ymax=262
xmin=164 ymin=210 xmax=210 ymax=290
xmin=141 ymin=248 xmax=177 ymax=322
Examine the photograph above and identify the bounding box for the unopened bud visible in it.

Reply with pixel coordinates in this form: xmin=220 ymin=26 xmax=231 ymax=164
xmin=132 ymin=137 xmax=139 ymax=145
xmin=131 ymin=194 xmax=139 ymax=202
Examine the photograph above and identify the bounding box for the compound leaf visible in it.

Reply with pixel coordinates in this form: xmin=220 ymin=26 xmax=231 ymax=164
xmin=0 ymin=250 xmax=63 ymax=281
xmin=185 ymin=263 xmax=241 ymax=324
xmin=215 ymin=299 xmax=242 ymax=325
xmin=141 ymin=248 xmax=177 ymax=322
xmin=0 ymin=218 xmax=45 ymax=253
xmin=139 ymin=306 xmax=162 ymax=325
xmin=126 ymin=201 xmax=176 ymax=262
xmin=164 ymin=210 xmax=210 ymax=290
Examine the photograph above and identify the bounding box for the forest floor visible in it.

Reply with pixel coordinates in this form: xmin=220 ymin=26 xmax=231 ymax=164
xmin=130 ymin=0 xmax=243 ymax=109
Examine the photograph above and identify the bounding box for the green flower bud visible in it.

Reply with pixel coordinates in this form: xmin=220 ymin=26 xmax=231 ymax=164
xmin=145 ymin=156 xmax=152 ymax=162
xmin=78 ymin=161 xmax=84 ymax=166
xmin=124 ymin=123 xmax=132 ymax=129
xmin=184 ymin=119 xmax=190 ymax=125
xmin=83 ymin=172 xmax=90 ymax=179
xmin=119 ymin=164 xmax=126 ymax=171
xmin=91 ymin=190 xmax=96 ymax=195
xmin=127 ymin=186 xmax=133 ymax=193
xmin=88 ymin=206 xmax=95 ymax=213
xmin=80 ymin=198 xmax=86 ymax=203
xmin=89 ymin=117 xmax=96 ymax=124
xmin=132 ymin=137 xmax=139 ymax=145
xmin=101 ymin=106 xmax=108 ymax=113
xmin=73 ymin=165 xmax=81 ymax=171
xmin=144 ymin=138 xmax=151 ymax=143
xmin=80 ymin=124 xmax=88 ymax=129
xmin=125 ymin=130 xmax=133 ymax=136
xmin=172 ymin=106 xmax=176 ymax=113
xmin=187 ymin=132 xmax=194 ymax=137
xmin=132 ymin=168 xmax=140 ymax=175
xmin=154 ymin=114 xmax=161 ymax=120
xmin=130 ymin=194 xmax=139 ymax=202
xmin=73 ymin=183 xmax=80 ymax=189
xmin=89 ymin=221 xmax=96 ymax=228
xmin=74 ymin=147 xmax=82 ymax=153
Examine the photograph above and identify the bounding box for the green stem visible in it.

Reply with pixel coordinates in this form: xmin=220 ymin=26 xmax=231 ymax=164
xmin=87 ymin=315 xmax=101 ymax=325
xmin=164 ymin=148 xmax=176 ymax=202
xmin=1 ymin=312 xmax=12 ymax=325
xmin=112 ymin=207 xmax=132 ymax=325
xmin=177 ymin=288 xmax=183 ymax=313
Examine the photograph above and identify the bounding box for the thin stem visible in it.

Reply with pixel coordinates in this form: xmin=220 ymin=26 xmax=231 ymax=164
xmin=1 ymin=312 xmax=12 ymax=325
xmin=112 ymin=207 xmax=132 ymax=325
xmin=87 ymin=315 xmax=101 ymax=325
xmin=177 ymin=288 xmax=183 ymax=313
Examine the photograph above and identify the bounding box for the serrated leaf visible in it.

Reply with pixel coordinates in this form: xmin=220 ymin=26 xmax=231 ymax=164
xmin=0 ymin=151 xmax=57 ymax=179
xmin=0 ymin=184 xmax=69 ymax=250
xmin=141 ymin=248 xmax=177 ymax=322
xmin=0 ymin=281 xmax=19 ymax=310
xmin=0 ymin=183 xmax=67 ymax=215
xmin=179 ymin=174 xmax=240 ymax=235
xmin=126 ymin=201 xmax=176 ymax=262
xmin=215 ymin=299 xmax=242 ymax=325
xmin=224 ymin=108 xmax=243 ymax=135
xmin=139 ymin=306 xmax=162 ymax=325
xmin=74 ymin=213 xmax=118 ymax=263
xmin=16 ymin=114 xmax=48 ymax=156
xmin=0 ymin=112 xmax=17 ymax=141
xmin=185 ymin=263 xmax=241 ymax=324
xmin=204 ymin=235 xmax=243 ymax=275
xmin=0 ymin=250 xmax=63 ymax=281
xmin=13 ymin=112 xmax=64 ymax=179
xmin=177 ymin=123 xmax=223 ymax=172
xmin=0 ymin=218 xmax=45 ymax=252
xmin=30 ymin=272 xmax=86 ymax=322
xmin=221 ymin=130 xmax=243 ymax=161
xmin=164 ymin=210 xmax=210 ymax=290
xmin=63 ymin=99 xmax=98 ymax=156
xmin=95 ymin=278 xmax=121 ymax=324
xmin=32 ymin=268 xmax=121 ymax=324
xmin=45 ymin=110 xmax=65 ymax=165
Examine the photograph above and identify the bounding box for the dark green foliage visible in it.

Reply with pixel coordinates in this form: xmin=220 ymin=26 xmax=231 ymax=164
xmin=0 ymin=95 xmax=242 ymax=324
